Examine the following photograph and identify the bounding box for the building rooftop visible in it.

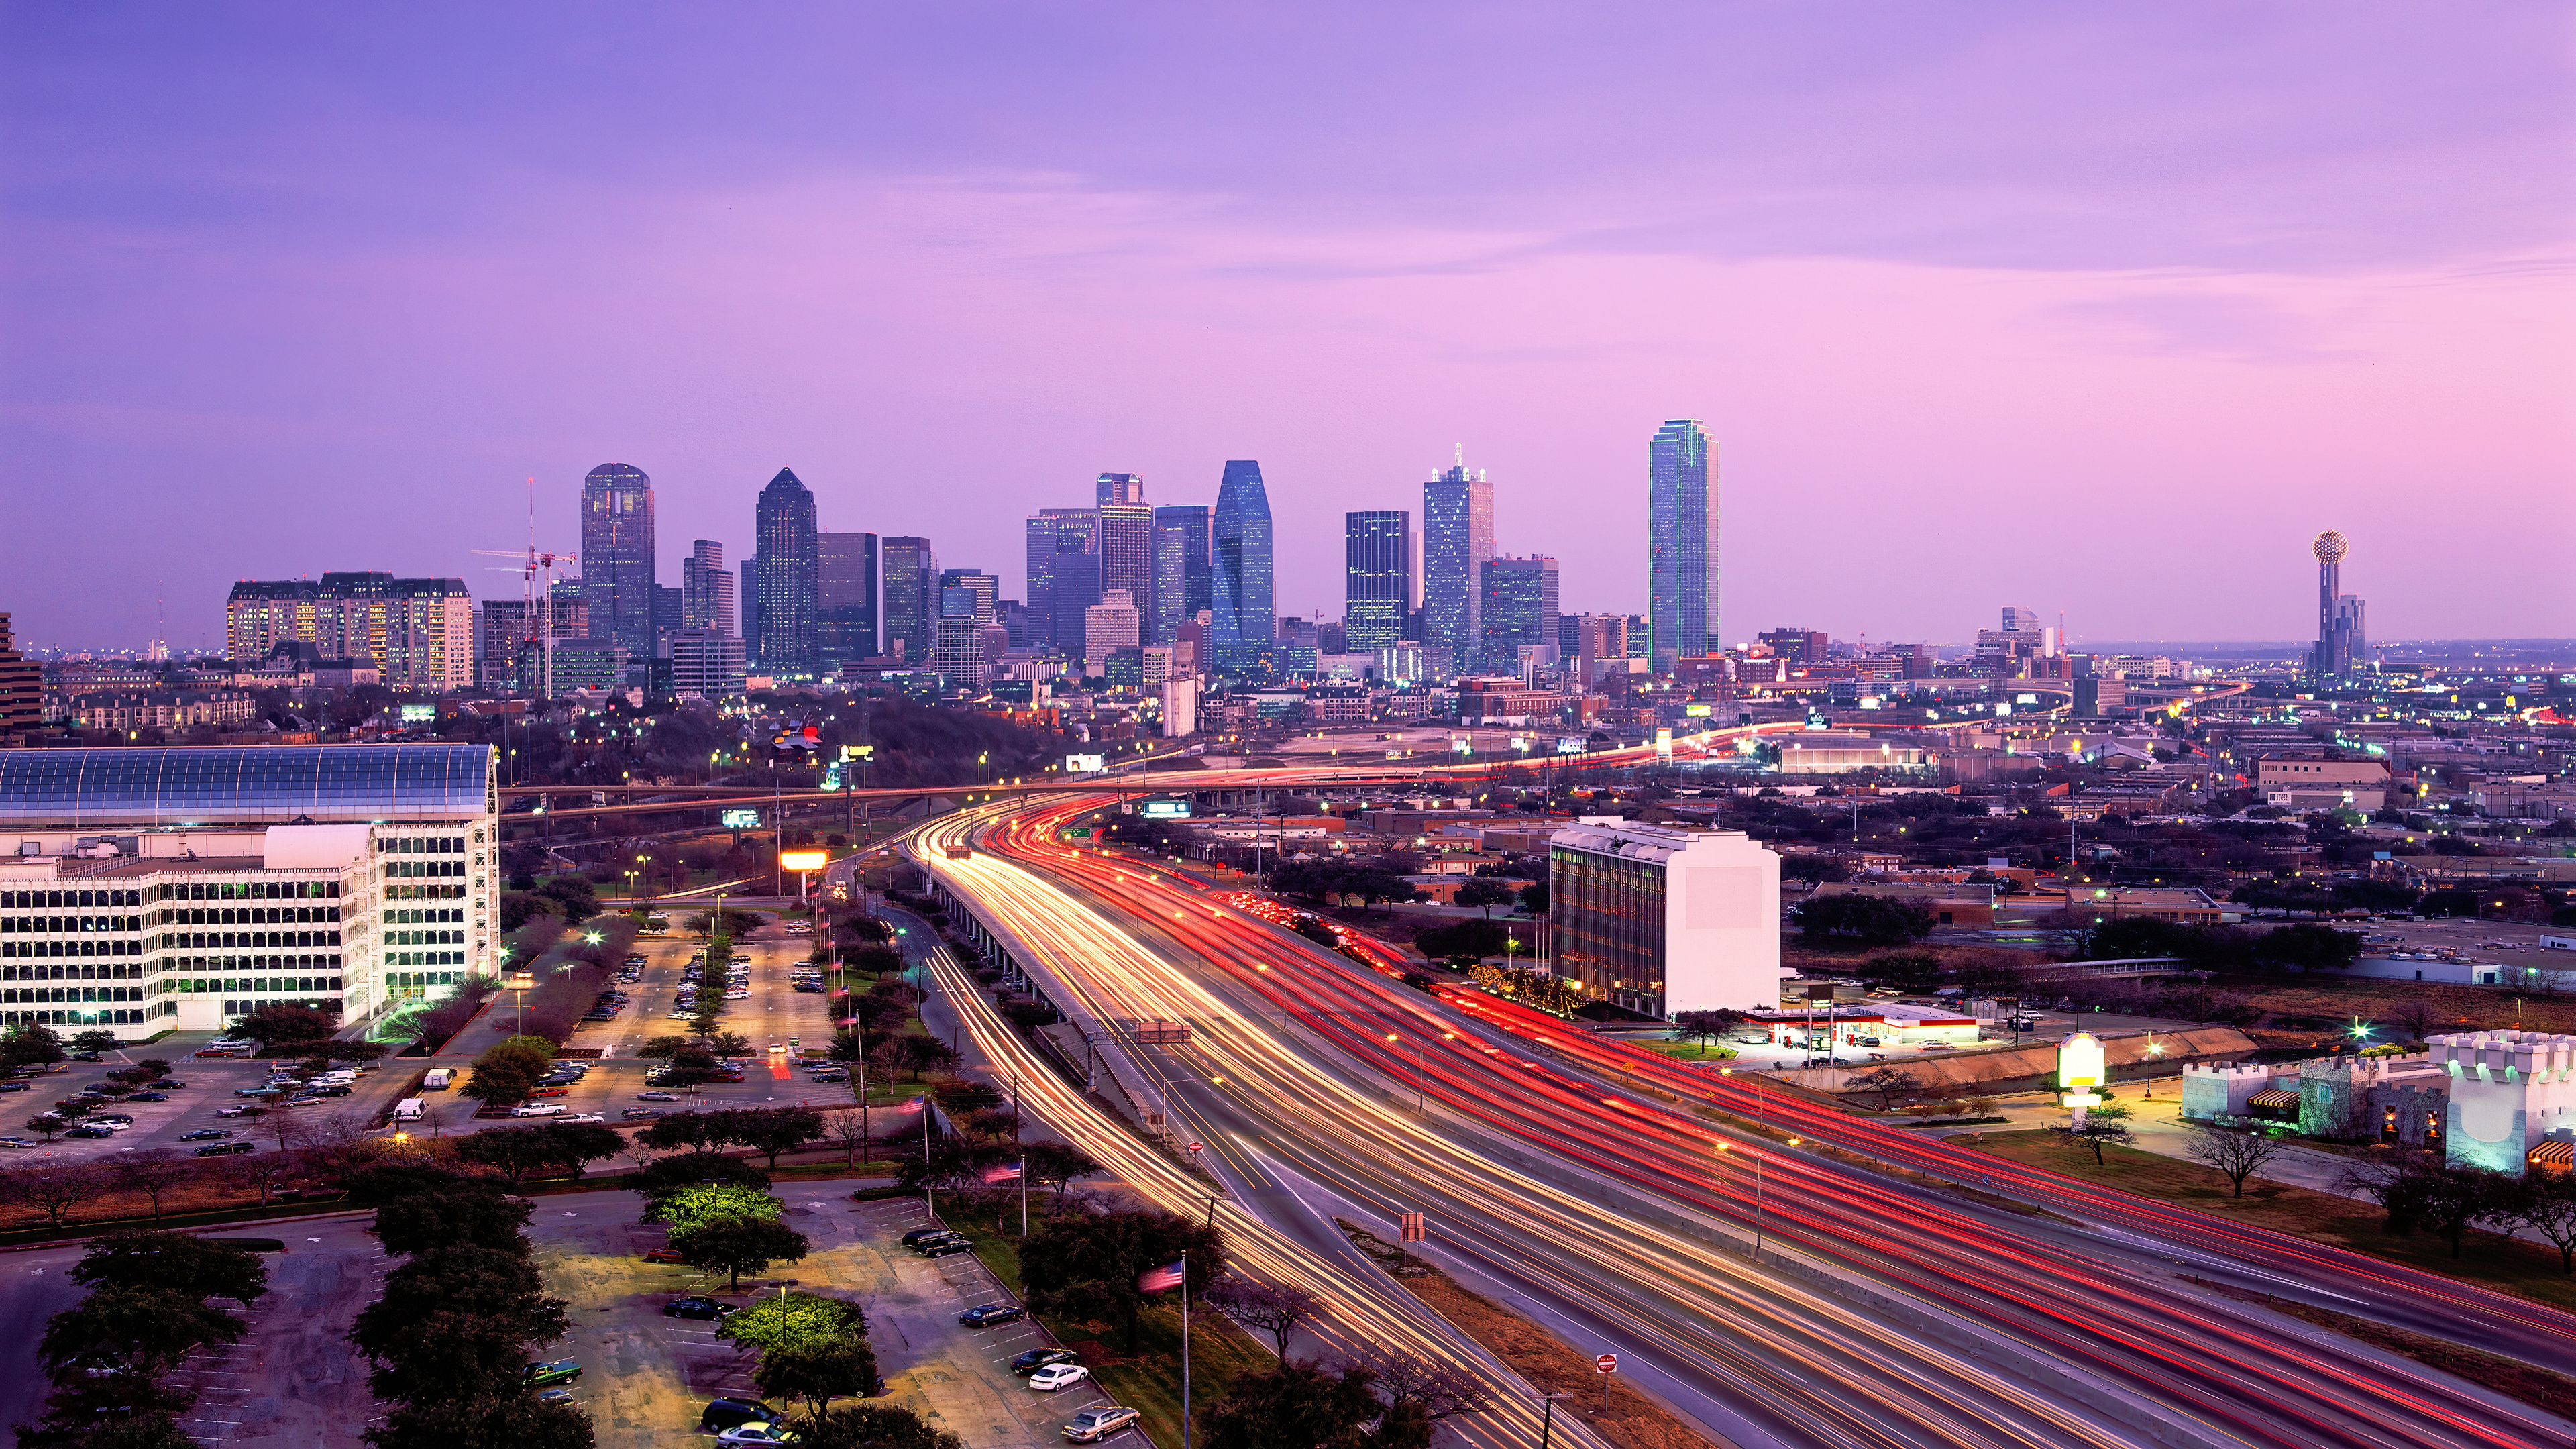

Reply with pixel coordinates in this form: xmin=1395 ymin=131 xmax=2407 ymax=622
xmin=0 ymin=745 xmax=494 ymax=826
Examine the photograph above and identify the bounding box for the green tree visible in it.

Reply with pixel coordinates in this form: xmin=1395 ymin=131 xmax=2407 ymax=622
xmin=353 ymin=1247 xmax=568 ymax=1405
xmin=1453 ymin=879 xmax=1517 ymax=916
xmin=732 ymin=1108 xmax=826 ymax=1169
xmin=1412 ymin=918 xmax=1507 ymax=965
xmin=798 ymin=1405 xmax=963 ymax=1449
xmin=1794 ymin=896 xmax=1935 ymax=945
xmin=628 ymin=1152 xmax=771 ymax=1215
xmin=2252 ymin=922 xmax=2365 ymax=972
xmin=2049 ymin=1106 xmax=2133 ymax=1167
xmin=1669 ymin=1009 xmax=1747 ymax=1051
xmin=649 ymin=1181 xmax=784 ymax=1230
xmin=720 ymin=1290 xmax=867 ymax=1354
xmin=70 ymin=1232 xmax=270 ymax=1305
xmin=1020 ymin=1207 xmax=1222 ymax=1350
xmin=1860 ymin=951 xmax=1943 ymax=992
xmin=232 ymin=1002 xmax=338 ymax=1044
xmin=535 ymin=876 xmax=600 ymax=924
xmin=755 ymin=1340 xmax=882 ymax=1418
xmin=2499 ymin=1172 xmax=2576 ymax=1274
xmin=374 ymin=1191 xmax=537 ymax=1256
xmin=0 ymin=1022 xmax=66 ymax=1070
xmin=364 ymin=1393 xmax=595 ymax=1449
xmin=454 ymin=1123 xmax=624 ymax=1185
xmin=1195 ymin=1360 xmax=1383 ymax=1449
xmin=40 ymin=1283 xmax=247 ymax=1379
xmin=68 ymin=1028 xmax=122 ymax=1054
xmin=1517 ymin=880 xmax=1549 ymax=916
xmin=671 ymin=1216 xmax=810 ymax=1290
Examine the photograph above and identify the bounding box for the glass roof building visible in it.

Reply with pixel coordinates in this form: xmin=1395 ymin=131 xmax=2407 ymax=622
xmin=0 ymin=745 xmax=494 ymax=828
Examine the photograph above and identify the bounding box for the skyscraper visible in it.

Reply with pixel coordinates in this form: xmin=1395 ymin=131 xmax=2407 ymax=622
xmin=930 ymin=586 xmax=989 ymax=690
xmin=880 ymin=537 xmax=937 ymax=663
xmin=682 ymin=541 xmax=736 ymax=638
xmin=938 ymin=568 xmax=998 ymax=627
xmin=1210 ymin=460 xmax=1274 ymax=680
xmin=1152 ymin=504 xmax=1213 ymax=647
xmin=1097 ymin=502 xmax=1155 ymax=635
xmin=752 ymin=467 xmax=819 ymax=669
xmin=1422 ymin=453 xmax=1495 ymax=673
xmin=1024 ymin=508 xmax=1099 ymax=649
xmin=2310 ymin=530 xmax=2367 ymax=684
xmin=1095 ymin=472 xmax=1146 ymax=506
xmin=580 ymin=463 xmax=657 ymax=661
xmin=816 ymin=531 xmax=879 ymax=666
xmin=1647 ymin=419 xmax=1717 ymax=669
xmin=0 ymin=613 xmax=38 ymax=738
xmin=1344 ymin=510 xmax=1415 ymax=653
xmin=1478 ymin=555 xmax=1560 ymax=672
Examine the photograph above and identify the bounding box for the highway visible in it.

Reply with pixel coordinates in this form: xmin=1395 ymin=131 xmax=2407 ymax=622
xmin=906 ymin=796 xmax=2576 ymax=1449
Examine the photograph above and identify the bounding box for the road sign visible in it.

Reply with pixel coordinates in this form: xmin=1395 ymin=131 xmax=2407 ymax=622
xmin=1596 ymin=1354 xmax=1617 ymax=1374
xmin=1399 ymin=1211 xmax=1426 ymax=1244
xmin=1187 ymin=1142 xmax=1203 ymax=1154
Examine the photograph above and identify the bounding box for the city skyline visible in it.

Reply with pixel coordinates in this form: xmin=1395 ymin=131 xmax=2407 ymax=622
xmin=5 ymin=9 xmax=2568 ymax=651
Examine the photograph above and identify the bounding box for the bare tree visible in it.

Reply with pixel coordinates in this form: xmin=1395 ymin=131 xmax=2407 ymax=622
xmin=619 ymin=1130 xmax=661 ymax=1176
xmin=0 ymin=1163 xmax=109 ymax=1228
xmin=294 ymin=1114 xmax=388 ymax=1176
xmin=1368 ymin=1351 xmax=1495 ymax=1423
xmin=2385 ymin=995 xmax=2440 ymax=1044
xmin=2179 ymin=1124 xmax=2287 ymax=1198
xmin=107 ymin=1149 xmax=204 ymax=1223
xmin=1204 ymin=1277 xmax=1322 ymax=1356
xmin=209 ymin=1149 xmax=301 ymax=1207
xmin=1842 ymin=1067 xmax=1923 ymax=1112
xmin=824 ymin=1110 xmax=872 ymax=1167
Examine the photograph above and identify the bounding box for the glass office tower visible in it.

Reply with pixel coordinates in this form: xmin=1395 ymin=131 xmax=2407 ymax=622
xmin=816 ymin=531 xmax=879 ymax=666
xmin=879 ymin=537 xmax=938 ymax=664
xmin=1422 ymin=456 xmax=1493 ymax=674
xmin=1344 ymin=509 xmax=1415 ymax=653
xmin=580 ymin=462 xmax=657 ymax=661
xmin=752 ymin=467 xmax=819 ymax=669
xmin=1210 ymin=460 xmax=1274 ymax=680
xmin=1152 ymin=505 xmax=1212 ymax=647
xmin=1646 ymin=419 xmax=1717 ymax=669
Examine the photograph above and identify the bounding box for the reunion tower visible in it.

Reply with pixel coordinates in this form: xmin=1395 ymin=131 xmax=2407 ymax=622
xmin=2310 ymin=530 xmax=2366 ymax=684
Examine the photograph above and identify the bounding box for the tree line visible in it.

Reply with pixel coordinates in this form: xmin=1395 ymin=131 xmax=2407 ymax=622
xmin=12 ymin=1231 xmax=271 ymax=1449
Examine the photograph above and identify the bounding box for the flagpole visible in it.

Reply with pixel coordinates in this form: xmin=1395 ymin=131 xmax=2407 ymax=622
xmin=1180 ymin=1248 xmax=1191 ymax=1449
xmin=1019 ymin=1153 xmax=1028 ymax=1237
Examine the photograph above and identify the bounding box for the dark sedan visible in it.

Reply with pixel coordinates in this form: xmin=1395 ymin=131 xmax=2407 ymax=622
xmin=959 ymin=1303 xmax=1024 ymax=1327
xmin=663 ymin=1297 xmax=737 ymax=1321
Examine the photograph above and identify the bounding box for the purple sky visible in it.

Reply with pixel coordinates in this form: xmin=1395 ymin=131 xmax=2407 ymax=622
xmin=5 ymin=4 xmax=2571 ymax=653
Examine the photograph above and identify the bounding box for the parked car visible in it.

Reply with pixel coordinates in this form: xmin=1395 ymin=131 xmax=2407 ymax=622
xmin=511 ymin=1104 xmax=566 ymax=1118
xmin=664 ymin=1297 xmax=736 ymax=1321
xmin=641 ymin=1246 xmax=687 ymax=1264
xmin=698 ymin=1400 xmax=784 ymax=1435
xmin=196 ymin=1141 xmax=256 ymax=1157
xmin=557 ymin=1113 xmax=607 ymax=1126
xmin=806 ymin=1070 xmax=846 ymax=1082
xmin=958 ymin=1303 xmax=1024 ymax=1326
xmin=527 ymin=1087 xmax=570 ymax=1099
xmin=0 ymin=1135 xmax=38 ymax=1148
xmin=524 ymin=1360 xmax=582 ymax=1387
xmin=233 ymin=1087 xmax=282 ymax=1098
xmin=714 ymin=1425 xmax=799 ymax=1446
xmin=64 ymin=1126 xmax=114 ymax=1139
xmin=916 ymin=1238 xmax=975 ymax=1258
xmin=178 ymin=1128 xmax=233 ymax=1141
xmin=621 ymin=1108 xmax=665 ymax=1120
xmin=152 ymin=1079 xmax=187 ymax=1089
xmin=1011 ymin=1348 xmax=1081 ymax=1376
xmin=0 ymin=1083 xmax=29 ymax=1094
xmin=1028 ymin=1364 xmax=1091 ymax=1393
xmin=898 ymin=1227 xmax=956 ymax=1248
xmin=215 ymin=1106 xmax=256 ymax=1118
xmin=635 ymin=1091 xmax=679 ymax=1102
xmin=1063 ymin=1406 xmax=1140 ymax=1442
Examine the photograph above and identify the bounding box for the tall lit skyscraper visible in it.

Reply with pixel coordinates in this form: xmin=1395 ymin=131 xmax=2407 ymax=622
xmin=681 ymin=541 xmax=735 ymax=638
xmin=938 ymin=568 xmax=998 ymax=627
xmin=1152 ymin=505 xmax=1212 ymax=647
xmin=1210 ymin=460 xmax=1274 ymax=679
xmin=1478 ymin=555 xmax=1560 ymax=672
xmin=752 ymin=467 xmax=819 ymax=669
xmin=1097 ymin=502 xmax=1155 ymax=636
xmin=580 ymin=462 xmax=657 ymax=661
xmin=1422 ymin=453 xmax=1494 ymax=672
xmin=1647 ymin=419 xmax=1717 ymax=669
xmin=816 ymin=531 xmax=879 ymax=666
xmin=1095 ymin=472 xmax=1146 ymax=506
xmin=880 ymin=537 xmax=937 ymax=663
xmin=1344 ymin=510 xmax=1415 ymax=653
xmin=1024 ymin=508 xmax=1099 ymax=649
xmin=2310 ymin=531 xmax=2366 ymax=684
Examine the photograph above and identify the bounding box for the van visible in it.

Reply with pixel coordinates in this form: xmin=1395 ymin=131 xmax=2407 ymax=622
xmin=394 ymin=1098 xmax=425 ymax=1122
xmin=421 ymin=1069 xmax=451 ymax=1091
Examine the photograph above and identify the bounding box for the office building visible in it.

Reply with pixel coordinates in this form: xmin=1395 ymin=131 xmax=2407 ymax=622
xmin=1759 ymin=627 xmax=1829 ymax=665
xmin=1344 ymin=510 xmax=1415 ymax=653
xmin=1548 ymin=818 xmax=1781 ymax=1018
xmin=1085 ymin=589 xmax=1143 ymax=668
xmin=477 ymin=597 xmax=589 ymax=692
xmin=938 ymin=569 xmax=998 ymax=627
xmin=682 ymin=541 xmax=736 ymax=638
xmin=652 ymin=584 xmax=682 ymax=647
xmin=2310 ymin=530 xmax=2367 ymax=684
xmin=1646 ymin=419 xmax=1717 ymax=669
xmin=1478 ymin=555 xmax=1559 ymax=672
xmin=223 ymin=574 xmax=474 ymax=692
xmin=752 ymin=467 xmax=820 ymax=669
xmin=579 ymin=463 xmax=657 ymax=661
xmin=1422 ymin=453 xmax=1495 ymax=672
xmin=1096 ymin=472 xmax=1146 ymax=506
xmin=0 ymin=614 xmax=38 ymax=738
xmin=1152 ymin=505 xmax=1213 ymax=647
xmin=930 ymin=586 xmax=989 ymax=690
xmin=663 ymin=629 xmax=748 ymax=698
xmin=1211 ymin=460 xmax=1275 ymax=679
xmin=0 ymin=744 xmax=500 ymax=1036
xmin=1097 ymin=503 xmax=1156 ymax=633
xmin=1024 ymin=508 xmax=1100 ymax=649
xmin=880 ymin=537 xmax=937 ymax=664
xmin=816 ymin=531 xmax=879 ymax=667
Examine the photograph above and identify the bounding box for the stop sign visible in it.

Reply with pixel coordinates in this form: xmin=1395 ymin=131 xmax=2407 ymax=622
xmin=1596 ymin=1354 xmax=1617 ymax=1374
xmin=1187 ymin=1142 xmax=1204 ymax=1153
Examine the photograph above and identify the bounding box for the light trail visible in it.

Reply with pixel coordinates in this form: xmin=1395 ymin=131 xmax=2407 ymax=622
xmin=924 ymin=796 xmax=2576 ymax=1449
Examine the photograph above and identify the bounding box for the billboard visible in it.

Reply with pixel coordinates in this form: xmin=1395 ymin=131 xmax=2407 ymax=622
xmin=1555 ymin=737 xmax=1587 ymax=755
xmin=721 ymin=808 xmax=763 ymax=829
xmin=1141 ymin=799 xmax=1193 ymax=819
xmin=1654 ymin=728 xmax=1673 ymax=757
xmin=1683 ymin=703 xmax=1711 ymax=717
xmin=1065 ymin=753 xmax=1106 ymax=775
xmin=778 ymin=849 xmax=830 ymax=871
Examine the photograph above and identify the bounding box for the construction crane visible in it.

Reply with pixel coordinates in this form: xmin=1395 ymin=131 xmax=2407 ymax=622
xmin=473 ymin=478 xmax=576 ymax=700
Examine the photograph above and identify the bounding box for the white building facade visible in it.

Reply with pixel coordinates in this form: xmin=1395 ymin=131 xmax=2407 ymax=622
xmin=1547 ymin=817 xmax=1782 ymax=1017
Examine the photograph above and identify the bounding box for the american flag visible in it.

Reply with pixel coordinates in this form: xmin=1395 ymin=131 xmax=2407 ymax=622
xmin=981 ymin=1161 xmax=1023 ymax=1184
xmin=1136 ymin=1259 xmax=1185 ymax=1292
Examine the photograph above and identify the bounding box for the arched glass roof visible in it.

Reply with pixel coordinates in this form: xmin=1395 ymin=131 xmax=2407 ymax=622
xmin=0 ymin=745 xmax=495 ymax=826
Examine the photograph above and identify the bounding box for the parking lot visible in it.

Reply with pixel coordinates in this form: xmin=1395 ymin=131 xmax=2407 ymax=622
xmin=0 ymin=1049 xmax=417 ymax=1166
xmin=561 ymin=916 xmax=841 ymax=1062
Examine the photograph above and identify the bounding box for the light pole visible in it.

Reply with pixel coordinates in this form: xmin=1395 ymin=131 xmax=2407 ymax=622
xmin=1537 ymin=1392 xmax=1572 ymax=1449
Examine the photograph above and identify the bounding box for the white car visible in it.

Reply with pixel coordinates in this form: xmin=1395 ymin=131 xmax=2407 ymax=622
xmin=714 ymin=1425 xmax=800 ymax=1446
xmin=557 ymin=1113 xmax=607 ymax=1125
xmin=725 ymin=989 xmax=751 ymax=1000
xmin=1027 ymin=1363 xmax=1091 ymax=1393
xmin=511 ymin=1103 xmax=567 ymax=1117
